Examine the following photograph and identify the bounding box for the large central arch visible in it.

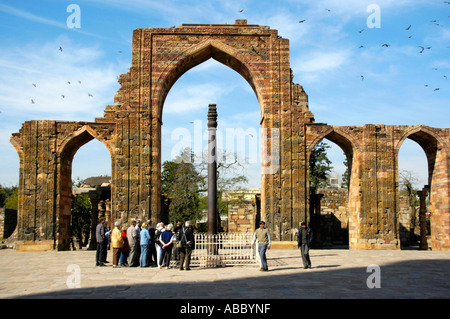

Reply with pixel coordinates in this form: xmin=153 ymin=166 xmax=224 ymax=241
xmin=10 ymin=21 xmax=450 ymax=251
xmin=109 ymin=20 xmax=311 ymax=240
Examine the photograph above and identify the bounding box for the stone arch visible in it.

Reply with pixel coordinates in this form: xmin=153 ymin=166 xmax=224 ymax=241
xmin=154 ymin=38 xmax=266 ymax=120
xmin=59 ymin=125 xmax=114 ymax=159
xmin=307 ymin=126 xmax=360 ymax=183
xmin=394 ymin=125 xmax=450 ymax=250
xmin=57 ymin=125 xmax=113 ymax=251
xmin=395 ymin=126 xmax=446 ymax=186
xmin=306 ymin=126 xmax=361 ymax=248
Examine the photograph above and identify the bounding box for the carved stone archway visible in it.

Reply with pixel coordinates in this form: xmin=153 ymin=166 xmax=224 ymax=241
xmin=10 ymin=20 xmax=450 ymax=250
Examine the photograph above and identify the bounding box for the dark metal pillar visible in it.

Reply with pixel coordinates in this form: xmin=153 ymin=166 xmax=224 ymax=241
xmin=417 ymin=185 xmax=429 ymax=250
xmin=207 ymin=104 xmax=218 ymax=235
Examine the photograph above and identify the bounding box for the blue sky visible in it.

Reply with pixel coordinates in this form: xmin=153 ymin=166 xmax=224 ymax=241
xmin=0 ymin=0 xmax=449 ymax=190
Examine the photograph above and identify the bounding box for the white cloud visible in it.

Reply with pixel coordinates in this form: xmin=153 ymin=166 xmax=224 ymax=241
xmin=0 ymin=35 xmax=124 ymax=120
xmin=163 ymin=82 xmax=236 ymax=115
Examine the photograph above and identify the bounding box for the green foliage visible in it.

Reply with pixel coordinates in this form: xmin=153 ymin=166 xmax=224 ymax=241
xmin=162 ymin=147 xmax=249 ymax=224
xmin=309 ymin=141 xmax=333 ymax=190
xmin=162 ymin=150 xmax=203 ymax=224
xmin=4 ymin=188 xmax=18 ymax=210
xmin=71 ymin=194 xmax=92 ymax=240
xmin=342 ymin=156 xmax=349 ymax=189
xmin=0 ymin=185 xmax=18 ymax=209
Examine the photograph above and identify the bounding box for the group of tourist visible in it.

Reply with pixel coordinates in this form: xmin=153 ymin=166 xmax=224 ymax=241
xmin=95 ymin=218 xmax=195 ymax=270
xmin=95 ymin=217 xmax=314 ymax=272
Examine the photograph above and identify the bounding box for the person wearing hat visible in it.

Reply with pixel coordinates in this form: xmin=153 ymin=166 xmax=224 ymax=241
xmin=251 ymin=221 xmax=271 ymax=271
xmin=297 ymin=221 xmax=313 ymax=269
xmin=111 ymin=221 xmax=124 ymax=268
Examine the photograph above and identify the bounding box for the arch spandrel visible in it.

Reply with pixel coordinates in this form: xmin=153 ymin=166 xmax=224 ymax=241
xmin=151 ymin=37 xmax=270 ymax=120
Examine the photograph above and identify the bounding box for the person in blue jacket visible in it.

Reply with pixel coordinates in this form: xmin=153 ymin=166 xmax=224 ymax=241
xmin=139 ymin=222 xmax=151 ymax=267
xmin=297 ymin=222 xmax=313 ymax=269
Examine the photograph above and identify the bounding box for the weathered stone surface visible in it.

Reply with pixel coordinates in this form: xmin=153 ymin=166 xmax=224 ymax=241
xmin=9 ymin=21 xmax=450 ymax=251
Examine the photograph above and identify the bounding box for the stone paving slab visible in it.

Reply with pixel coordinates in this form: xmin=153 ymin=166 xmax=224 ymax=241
xmin=0 ymin=248 xmax=449 ymax=299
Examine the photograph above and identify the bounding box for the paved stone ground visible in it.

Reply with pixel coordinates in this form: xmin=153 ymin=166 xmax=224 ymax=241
xmin=0 ymin=248 xmax=449 ymax=299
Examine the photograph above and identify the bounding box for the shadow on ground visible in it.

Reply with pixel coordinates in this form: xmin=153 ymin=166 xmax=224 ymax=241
xmin=15 ymin=259 xmax=450 ymax=299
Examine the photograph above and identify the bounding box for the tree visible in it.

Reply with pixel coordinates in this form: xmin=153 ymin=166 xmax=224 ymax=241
xmin=399 ymin=169 xmax=420 ymax=207
xmin=162 ymin=148 xmax=249 ymax=225
xmin=162 ymin=149 xmax=203 ymax=224
xmin=341 ymin=156 xmax=350 ymax=189
xmin=309 ymin=141 xmax=333 ymax=190
xmin=4 ymin=188 xmax=18 ymax=210
xmin=71 ymin=194 xmax=92 ymax=246
xmin=0 ymin=185 xmax=18 ymax=209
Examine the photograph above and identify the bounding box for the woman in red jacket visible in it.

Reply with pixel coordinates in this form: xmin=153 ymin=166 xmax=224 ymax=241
xmin=120 ymin=225 xmax=130 ymax=267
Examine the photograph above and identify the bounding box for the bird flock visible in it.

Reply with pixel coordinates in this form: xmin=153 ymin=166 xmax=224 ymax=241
xmin=27 ymin=3 xmax=449 ymax=106
xmin=293 ymin=4 xmax=449 ymax=92
xmin=29 ymin=45 xmax=95 ymax=105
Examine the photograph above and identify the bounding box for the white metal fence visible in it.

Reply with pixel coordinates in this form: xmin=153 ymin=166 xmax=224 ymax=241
xmin=171 ymin=232 xmax=258 ymax=267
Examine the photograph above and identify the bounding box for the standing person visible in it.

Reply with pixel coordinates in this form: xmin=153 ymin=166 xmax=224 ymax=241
xmin=102 ymin=221 xmax=110 ymax=264
xmin=135 ymin=219 xmax=142 ymax=264
xmin=140 ymin=222 xmax=150 ymax=267
xmin=111 ymin=221 xmax=124 ymax=268
xmin=95 ymin=218 xmax=106 ymax=266
xmin=179 ymin=221 xmax=195 ymax=271
xmin=297 ymin=221 xmax=313 ymax=269
xmin=173 ymin=220 xmax=183 ymax=261
xmin=155 ymin=222 xmax=165 ymax=268
xmin=127 ymin=220 xmax=139 ymax=267
xmin=120 ymin=225 xmax=129 ymax=267
xmin=147 ymin=220 xmax=157 ymax=267
xmin=251 ymin=221 xmax=271 ymax=272
xmin=159 ymin=223 xmax=175 ymax=269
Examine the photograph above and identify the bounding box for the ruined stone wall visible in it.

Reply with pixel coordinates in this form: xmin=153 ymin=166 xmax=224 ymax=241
xmin=227 ymin=201 xmax=257 ymax=234
xmin=306 ymin=124 xmax=450 ymax=250
xmin=10 ymin=21 xmax=450 ymax=251
xmin=316 ymin=188 xmax=349 ymax=227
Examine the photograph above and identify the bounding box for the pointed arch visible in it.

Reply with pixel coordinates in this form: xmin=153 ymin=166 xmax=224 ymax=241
xmin=155 ymin=38 xmax=266 ymax=119
xmin=59 ymin=125 xmax=114 ymax=161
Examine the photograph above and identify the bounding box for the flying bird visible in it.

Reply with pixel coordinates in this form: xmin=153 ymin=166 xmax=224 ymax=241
xmin=78 ymin=80 xmax=81 ymax=84
xmin=326 ymin=9 xmax=331 ymax=12
xmin=31 ymin=99 xmax=35 ymax=104
xmin=434 ymin=88 xmax=440 ymax=91
xmin=424 ymin=84 xmax=429 ymax=87
xmin=32 ymin=83 xmax=36 ymax=87
xmin=359 ymin=29 xmax=364 ymax=33
xmin=419 ymin=46 xmax=425 ymax=53
xmin=359 ymin=45 xmax=364 ymax=48
xmin=405 ymin=25 xmax=411 ymax=30
xmin=118 ymin=51 xmax=122 ymax=53
xmin=239 ymin=9 xmax=244 ymax=13
xmin=361 ymin=75 xmax=364 ymax=81
xmin=59 ymin=46 xmax=63 ymax=52
xmin=408 ymin=35 xmax=412 ymax=38
xmin=88 ymin=93 xmax=93 ymax=97
xmin=382 ymin=43 xmax=390 ymax=47
xmin=299 ymin=20 xmax=306 ymax=23
xmin=67 ymin=81 xmax=71 ymax=84
xmin=443 ymin=75 xmax=448 ymax=80
xmin=61 ymin=95 xmax=65 ymax=98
